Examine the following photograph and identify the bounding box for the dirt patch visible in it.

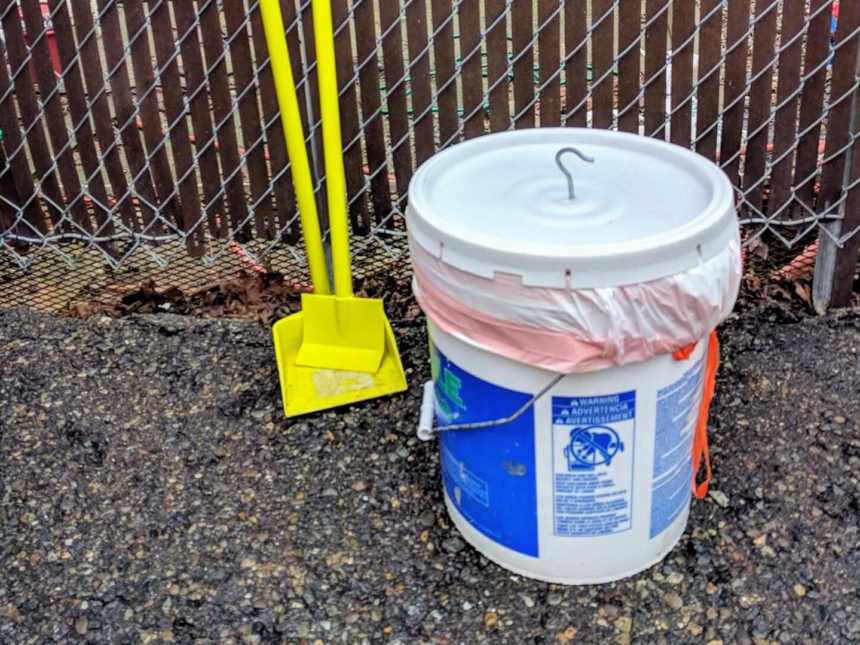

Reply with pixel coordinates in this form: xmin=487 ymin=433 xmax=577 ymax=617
xmin=64 ymin=263 xmax=421 ymax=326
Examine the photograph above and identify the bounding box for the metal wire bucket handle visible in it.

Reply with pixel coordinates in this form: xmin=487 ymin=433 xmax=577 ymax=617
xmin=416 ymin=374 xmax=565 ymax=441
xmin=416 ymin=146 xmax=595 ymax=441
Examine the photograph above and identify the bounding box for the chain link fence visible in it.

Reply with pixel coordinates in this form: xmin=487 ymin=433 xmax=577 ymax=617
xmin=0 ymin=0 xmax=858 ymax=313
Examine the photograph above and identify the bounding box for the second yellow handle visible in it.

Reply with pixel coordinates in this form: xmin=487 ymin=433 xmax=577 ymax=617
xmin=312 ymin=0 xmax=353 ymax=297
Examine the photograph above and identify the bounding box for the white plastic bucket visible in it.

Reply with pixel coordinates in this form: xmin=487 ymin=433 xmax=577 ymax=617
xmin=407 ymin=128 xmax=739 ymax=584
xmin=426 ymin=319 xmax=707 ymax=584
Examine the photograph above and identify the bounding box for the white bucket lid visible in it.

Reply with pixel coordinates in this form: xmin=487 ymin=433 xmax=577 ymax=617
xmin=406 ymin=128 xmax=737 ymax=288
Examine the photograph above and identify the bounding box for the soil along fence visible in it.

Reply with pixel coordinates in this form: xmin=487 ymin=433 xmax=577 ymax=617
xmin=0 ymin=0 xmax=858 ymax=311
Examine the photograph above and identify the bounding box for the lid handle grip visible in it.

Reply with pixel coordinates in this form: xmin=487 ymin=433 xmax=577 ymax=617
xmin=555 ymin=147 xmax=595 ymax=200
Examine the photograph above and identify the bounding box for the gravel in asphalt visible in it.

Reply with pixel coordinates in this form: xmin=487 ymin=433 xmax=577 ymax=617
xmin=1 ymin=307 xmax=859 ymax=643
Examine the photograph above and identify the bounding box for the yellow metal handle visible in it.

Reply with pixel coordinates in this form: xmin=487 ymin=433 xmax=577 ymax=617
xmin=312 ymin=0 xmax=353 ymax=297
xmin=259 ymin=0 xmax=331 ymax=295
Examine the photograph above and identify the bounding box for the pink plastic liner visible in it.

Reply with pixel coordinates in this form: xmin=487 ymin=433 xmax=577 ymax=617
xmin=411 ymin=236 xmax=741 ymax=373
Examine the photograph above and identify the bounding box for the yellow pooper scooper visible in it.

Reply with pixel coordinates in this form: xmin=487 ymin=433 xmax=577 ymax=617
xmin=261 ymin=0 xmax=407 ymax=416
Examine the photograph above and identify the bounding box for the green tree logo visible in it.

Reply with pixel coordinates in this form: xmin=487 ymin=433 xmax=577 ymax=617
xmin=439 ymin=367 xmax=463 ymax=408
xmin=430 ymin=347 xmax=466 ymax=419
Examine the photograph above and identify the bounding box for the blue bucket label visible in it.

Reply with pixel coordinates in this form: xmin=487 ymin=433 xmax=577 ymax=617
xmin=551 ymin=392 xmax=637 ymax=538
xmin=649 ymin=357 xmax=705 ymax=539
xmin=432 ymin=344 xmax=539 ymax=558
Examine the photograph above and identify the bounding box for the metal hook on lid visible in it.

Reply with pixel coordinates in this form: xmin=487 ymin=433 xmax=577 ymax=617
xmin=555 ymin=147 xmax=595 ymax=201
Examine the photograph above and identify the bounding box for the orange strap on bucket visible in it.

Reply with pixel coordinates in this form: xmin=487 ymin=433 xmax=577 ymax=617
xmin=673 ymin=331 xmax=720 ymax=499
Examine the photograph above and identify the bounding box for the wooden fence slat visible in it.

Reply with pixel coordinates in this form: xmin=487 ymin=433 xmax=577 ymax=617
xmin=406 ymin=0 xmax=435 ymax=162
xmin=829 ymin=183 xmax=860 ymax=306
xmin=249 ymin=0 xmax=298 ymax=241
xmin=819 ymin=0 xmax=860 ymax=207
xmin=172 ymin=1 xmax=225 ymax=240
xmin=768 ymin=0 xmax=804 ymax=216
xmin=794 ymin=0 xmax=836 ymax=210
xmin=0 ymin=144 xmax=24 ymax=243
xmin=286 ymin=0 xmax=315 ymax=239
xmin=538 ymin=0 xmax=561 ymax=127
xmin=459 ymin=0 xmax=484 ymax=138
xmin=2 ymin=4 xmax=65 ymax=227
xmin=223 ymin=1 xmax=274 ymax=241
xmin=719 ymin=0 xmax=751 ymax=186
xmin=431 ymin=0 xmax=459 ymax=142
xmin=643 ymin=0 xmax=668 ymax=138
xmin=0 ymin=1 xmax=48 ymax=236
xmin=0 ymin=48 xmax=32 ymax=246
xmin=380 ymin=0 xmax=416 ymax=203
xmin=332 ymin=0 xmax=370 ymax=235
xmin=331 ymin=0 xmax=368 ymax=234
xmin=355 ymin=0 xmax=390 ymax=222
xmin=485 ymin=0 xmax=509 ymax=132
xmin=564 ymin=0 xmax=588 ymax=126
xmin=283 ymin=1 xmax=312 ymax=153
xmin=72 ymin=0 xmax=137 ymax=235
xmin=20 ymin=1 xmax=88 ymax=229
xmin=293 ymin=2 xmax=329 ymax=230
xmin=591 ymin=0 xmax=614 ymax=130
xmin=617 ymin=0 xmax=641 ymax=133
xmin=123 ymin=1 xmax=177 ymax=235
xmin=743 ymin=0 xmax=778 ymax=212
xmin=150 ymin=0 xmax=204 ymax=254
xmin=285 ymin=0 xmax=317 ymax=240
xmin=695 ymin=0 xmax=722 ymax=160
xmin=669 ymin=0 xmax=694 ymax=147
xmin=200 ymin=0 xmax=252 ymax=241
xmin=98 ymin=0 xmax=160 ymax=232
xmin=48 ymin=0 xmax=113 ymax=242
xmin=511 ymin=0 xmax=534 ymax=128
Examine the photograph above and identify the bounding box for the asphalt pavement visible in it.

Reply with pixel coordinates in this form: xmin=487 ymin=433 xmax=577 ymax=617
xmin=1 ymin=306 xmax=859 ymax=644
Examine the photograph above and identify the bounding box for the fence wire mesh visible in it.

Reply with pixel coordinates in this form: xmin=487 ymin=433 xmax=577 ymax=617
xmin=0 ymin=0 xmax=858 ymax=313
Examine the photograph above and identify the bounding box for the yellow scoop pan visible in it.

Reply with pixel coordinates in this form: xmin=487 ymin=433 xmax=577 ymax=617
xmin=261 ymin=0 xmax=406 ymax=416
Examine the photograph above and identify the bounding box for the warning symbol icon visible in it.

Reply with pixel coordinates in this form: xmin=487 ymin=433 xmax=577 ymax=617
xmin=564 ymin=425 xmax=624 ymax=471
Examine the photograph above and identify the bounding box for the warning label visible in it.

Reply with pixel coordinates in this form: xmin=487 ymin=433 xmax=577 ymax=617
xmin=551 ymin=392 xmax=636 ymax=538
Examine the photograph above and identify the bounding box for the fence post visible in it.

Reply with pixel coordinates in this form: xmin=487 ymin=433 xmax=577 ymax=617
xmin=812 ymin=148 xmax=860 ymax=311
xmin=812 ymin=16 xmax=860 ymax=312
